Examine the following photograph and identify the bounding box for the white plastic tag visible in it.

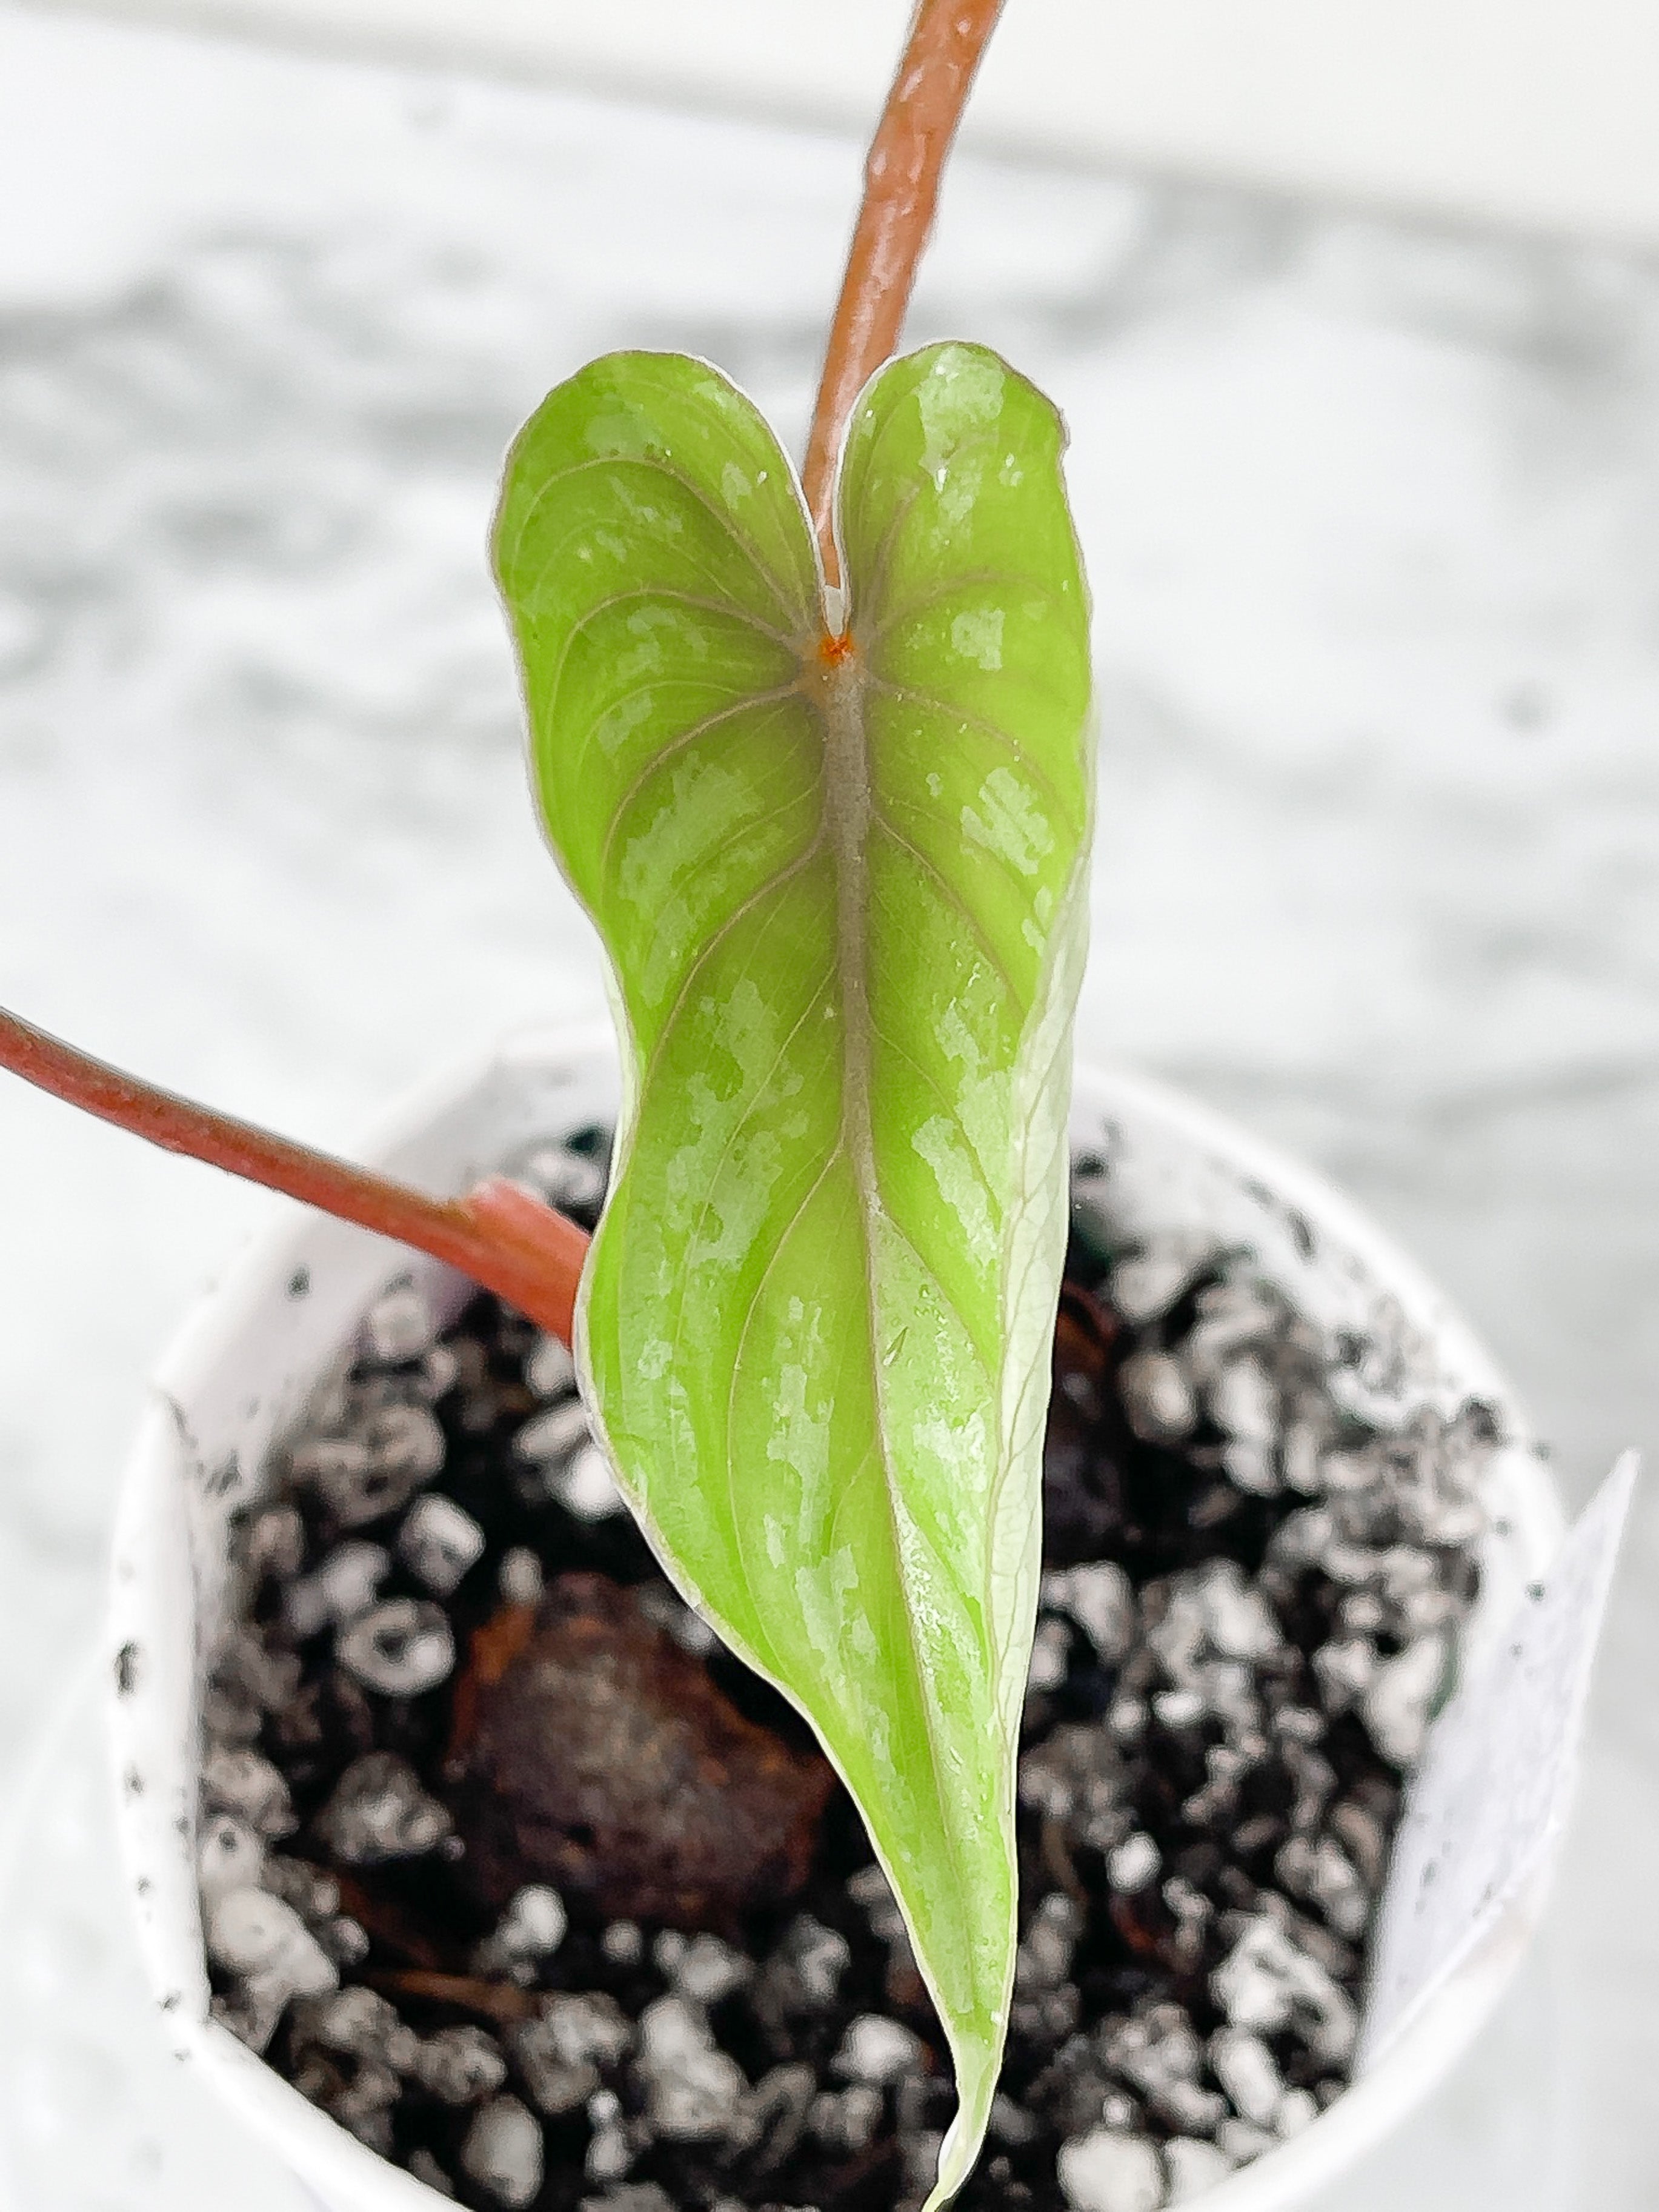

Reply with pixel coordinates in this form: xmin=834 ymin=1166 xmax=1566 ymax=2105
xmin=1358 ymin=1451 xmax=1637 ymax=2069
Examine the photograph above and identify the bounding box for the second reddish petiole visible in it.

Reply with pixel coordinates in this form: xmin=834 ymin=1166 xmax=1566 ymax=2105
xmin=0 ymin=1006 xmax=589 ymax=1345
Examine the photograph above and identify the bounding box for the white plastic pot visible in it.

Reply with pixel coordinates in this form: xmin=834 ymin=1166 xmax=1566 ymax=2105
xmin=106 ymin=1025 xmax=1563 ymax=2212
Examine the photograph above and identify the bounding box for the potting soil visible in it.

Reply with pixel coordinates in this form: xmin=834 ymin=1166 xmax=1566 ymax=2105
xmin=196 ymin=1131 xmax=1494 ymax=2212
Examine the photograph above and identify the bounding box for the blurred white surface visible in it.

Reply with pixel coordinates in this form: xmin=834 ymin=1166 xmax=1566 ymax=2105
xmin=0 ymin=5 xmax=1655 ymax=2205
xmin=19 ymin=0 xmax=1659 ymax=244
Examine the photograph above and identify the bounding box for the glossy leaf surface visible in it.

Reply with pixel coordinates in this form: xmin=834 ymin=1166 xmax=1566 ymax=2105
xmin=494 ymin=344 xmax=1091 ymax=2200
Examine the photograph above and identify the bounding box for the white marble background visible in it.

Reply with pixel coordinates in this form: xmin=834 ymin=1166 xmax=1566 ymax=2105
xmin=0 ymin=5 xmax=1654 ymax=2204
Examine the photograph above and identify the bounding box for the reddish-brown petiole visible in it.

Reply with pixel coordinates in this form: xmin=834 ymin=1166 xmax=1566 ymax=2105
xmin=0 ymin=1006 xmax=589 ymax=1344
xmin=0 ymin=10 xmax=1003 ymax=1341
xmin=801 ymin=0 xmax=1006 ymax=583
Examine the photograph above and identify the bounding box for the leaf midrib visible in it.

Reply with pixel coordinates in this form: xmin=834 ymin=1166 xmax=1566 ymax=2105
xmin=816 ymin=641 xmax=980 ymax=2017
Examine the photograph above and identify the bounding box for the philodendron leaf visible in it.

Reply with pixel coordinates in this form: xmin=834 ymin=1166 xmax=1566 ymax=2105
xmin=494 ymin=342 xmax=1091 ymax=2202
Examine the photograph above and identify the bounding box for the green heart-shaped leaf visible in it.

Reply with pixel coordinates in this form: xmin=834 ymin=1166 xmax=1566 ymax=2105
xmin=494 ymin=342 xmax=1091 ymax=2200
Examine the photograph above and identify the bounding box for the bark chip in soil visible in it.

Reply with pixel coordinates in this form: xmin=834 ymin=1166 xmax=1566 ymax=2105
xmin=447 ymin=1572 xmax=836 ymax=1924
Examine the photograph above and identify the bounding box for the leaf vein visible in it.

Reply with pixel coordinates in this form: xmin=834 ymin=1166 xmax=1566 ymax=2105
xmin=865 ymin=568 xmax=1069 ymax=650
xmin=865 ymin=1018 xmax=1006 ymax=1230
xmin=633 ymin=835 xmax=827 ymax=1107
xmin=502 ymin=445 xmax=813 ymax=633
xmin=867 ymin=809 xmax=1024 ymax=1009
xmin=593 ymin=683 xmax=805 ymax=879
xmin=862 ymin=673 xmax=1080 ymax=832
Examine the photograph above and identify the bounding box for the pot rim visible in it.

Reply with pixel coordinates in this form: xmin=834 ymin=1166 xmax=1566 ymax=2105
xmin=105 ymin=1026 xmax=1563 ymax=2212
